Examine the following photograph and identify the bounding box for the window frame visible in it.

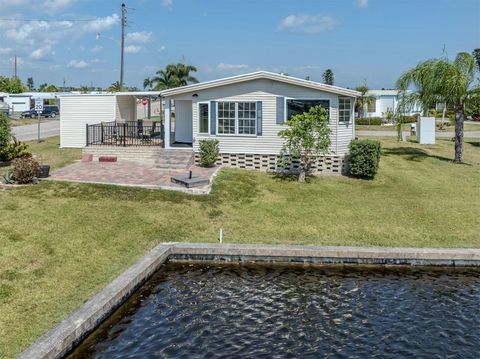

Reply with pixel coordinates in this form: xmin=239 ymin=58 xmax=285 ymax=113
xmin=216 ymin=101 xmax=257 ymax=137
xmin=338 ymin=97 xmax=352 ymax=123
xmin=197 ymin=101 xmax=210 ymax=134
xmin=284 ymin=98 xmax=331 ymax=123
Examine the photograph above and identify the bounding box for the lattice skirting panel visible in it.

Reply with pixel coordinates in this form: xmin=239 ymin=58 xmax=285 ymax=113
xmin=194 ymin=153 xmax=349 ymax=175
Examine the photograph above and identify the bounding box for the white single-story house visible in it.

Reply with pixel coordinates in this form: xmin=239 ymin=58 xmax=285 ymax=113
xmin=61 ymin=72 xmax=360 ymax=174
xmin=364 ymin=89 xmax=422 ymax=118
xmin=0 ymin=93 xmax=31 ymax=113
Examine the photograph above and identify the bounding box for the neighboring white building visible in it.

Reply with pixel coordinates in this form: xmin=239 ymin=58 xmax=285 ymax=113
xmin=364 ymin=89 xmax=422 ymax=118
xmin=61 ymin=72 xmax=360 ymax=174
xmin=0 ymin=93 xmax=31 ymax=113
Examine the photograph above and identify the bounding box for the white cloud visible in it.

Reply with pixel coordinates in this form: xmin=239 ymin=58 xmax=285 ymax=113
xmin=161 ymin=0 xmax=173 ymax=8
xmin=90 ymin=58 xmax=106 ymax=64
xmin=126 ymin=31 xmax=152 ymax=44
xmin=124 ymin=45 xmax=142 ymax=54
xmin=30 ymin=46 xmax=54 ymax=60
xmin=355 ymin=0 xmax=369 ymax=8
xmin=278 ymin=14 xmax=335 ymax=34
xmin=90 ymin=45 xmax=103 ymax=53
xmin=82 ymin=14 xmax=119 ymax=32
xmin=68 ymin=59 xmax=89 ymax=68
xmin=159 ymin=45 xmax=166 ymax=51
xmin=217 ymin=63 xmax=249 ymax=70
xmin=295 ymin=65 xmax=322 ymax=71
xmin=0 ymin=48 xmax=12 ymax=55
xmin=42 ymin=0 xmax=77 ymax=13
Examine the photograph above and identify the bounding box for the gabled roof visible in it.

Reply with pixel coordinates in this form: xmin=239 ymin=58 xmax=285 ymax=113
xmin=160 ymin=71 xmax=361 ymax=98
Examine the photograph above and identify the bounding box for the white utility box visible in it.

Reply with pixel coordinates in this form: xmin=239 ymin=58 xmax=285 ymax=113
xmin=417 ymin=117 xmax=435 ymax=144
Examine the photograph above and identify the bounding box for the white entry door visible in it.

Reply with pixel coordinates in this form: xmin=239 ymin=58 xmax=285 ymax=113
xmin=174 ymin=100 xmax=193 ymax=143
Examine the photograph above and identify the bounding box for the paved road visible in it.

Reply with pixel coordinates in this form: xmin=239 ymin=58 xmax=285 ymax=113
xmin=12 ymin=120 xmax=60 ymax=141
xmin=357 ymin=130 xmax=480 ymax=138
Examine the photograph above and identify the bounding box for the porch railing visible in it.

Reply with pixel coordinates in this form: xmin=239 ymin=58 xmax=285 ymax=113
xmin=86 ymin=120 xmax=163 ymax=147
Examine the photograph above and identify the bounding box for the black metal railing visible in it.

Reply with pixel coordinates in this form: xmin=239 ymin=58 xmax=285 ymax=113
xmin=86 ymin=120 xmax=163 ymax=147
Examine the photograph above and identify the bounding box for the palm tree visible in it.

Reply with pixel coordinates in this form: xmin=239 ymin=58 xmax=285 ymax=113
xmin=151 ymin=70 xmax=178 ymax=90
xmin=108 ymin=81 xmax=122 ymax=92
xmin=168 ymin=63 xmax=199 ymax=86
xmin=397 ymin=52 xmax=479 ymax=163
xmin=143 ymin=77 xmax=153 ymax=90
xmin=354 ymin=83 xmax=376 ymax=118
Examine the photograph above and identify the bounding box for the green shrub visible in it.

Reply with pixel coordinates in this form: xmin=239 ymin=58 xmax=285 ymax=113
xmin=349 ymin=139 xmax=381 ymax=179
xmin=198 ymin=139 xmax=219 ymax=167
xmin=0 ymin=113 xmax=12 ymax=157
xmin=12 ymin=157 xmax=40 ymax=184
xmin=398 ymin=115 xmax=419 ymax=123
xmin=356 ymin=117 xmax=382 ymax=125
xmin=1 ymin=138 xmax=31 ymax=161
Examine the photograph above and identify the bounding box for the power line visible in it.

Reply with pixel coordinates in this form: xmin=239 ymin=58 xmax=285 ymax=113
xmin=0 ymin=18 xmax=103 ymax=22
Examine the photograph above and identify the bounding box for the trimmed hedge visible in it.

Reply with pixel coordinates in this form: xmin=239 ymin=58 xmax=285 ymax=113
xmin=356 ymin=117 xmax=382 ymax=125
xmin=349 ymin=139 xmax=381 ymax=179
xmin=398 ymin=115 xmax=419 ymax=123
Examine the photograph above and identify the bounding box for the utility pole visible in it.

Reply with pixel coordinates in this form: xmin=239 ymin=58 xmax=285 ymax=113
xmin=120 ymin=3 xmax=126 ymax=91
xmin=14 ymin=55 xmax=17 ymax=79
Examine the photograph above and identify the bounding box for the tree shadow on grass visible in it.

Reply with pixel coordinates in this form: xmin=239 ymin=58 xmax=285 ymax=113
xmin=382 ymin=147 xmax=471 ymax=166
xmin=466 ymin=140 xmax=480 ymax=148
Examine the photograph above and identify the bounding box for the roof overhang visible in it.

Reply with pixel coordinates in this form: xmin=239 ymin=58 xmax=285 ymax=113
xmin=160 ymin=71 xmax=361 ymax=98
xmin=59 ymin=91 xmax=162 ymax=98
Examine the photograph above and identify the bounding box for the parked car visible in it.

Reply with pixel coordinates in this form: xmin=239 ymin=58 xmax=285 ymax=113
xmin=21 ymin=105 xmax=59 ymax=118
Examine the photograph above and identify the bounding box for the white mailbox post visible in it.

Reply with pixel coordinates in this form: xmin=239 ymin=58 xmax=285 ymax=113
xmin=417 ymin=117 xmax=436 ymax=144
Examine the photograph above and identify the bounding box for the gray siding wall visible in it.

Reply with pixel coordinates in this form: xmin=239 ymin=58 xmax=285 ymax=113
xmin=60 ymin=95 xmax=116 ymax=148
xmin=169 ymin=79 xmax=354 ymax=155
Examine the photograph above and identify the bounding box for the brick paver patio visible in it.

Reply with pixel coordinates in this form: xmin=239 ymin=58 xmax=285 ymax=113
xmin=48 ymin=161 xmax=220 ymax=194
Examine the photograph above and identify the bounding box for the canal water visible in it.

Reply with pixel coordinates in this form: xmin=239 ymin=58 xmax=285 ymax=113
xmin=67 ymin=263 xmax=480 ymax=358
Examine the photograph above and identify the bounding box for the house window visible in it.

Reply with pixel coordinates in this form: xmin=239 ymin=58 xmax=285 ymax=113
xmin=218 ymin=102 xmax=236 ymax=134
xmin=198 ymin=103 xmax=209 ymax=134
xmin=238 ymin=102 xmax=256 ymax=135
xmin=217 ymin=102 xmax=257 ymax=135
xmin=367 ymin=100 xmax=376 ymax=113
xmin=286 ymin=99 xmax=329 ymax=120
xmin=338 ymin=98 xmax=351 ymax=123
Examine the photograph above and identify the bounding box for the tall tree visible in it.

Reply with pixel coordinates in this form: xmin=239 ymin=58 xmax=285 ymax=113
xmin=38 ymin=84 xmax=58 ymax=92
xmin=0 ymin=76 xmax=26 ymax=93
xmin=354 ymin=83 xmax=376 ymax=118
xmin=397 ymin=52 xmax=479 ymax=163
xmin=151 ymin=69 xmax=178 ymax=90
xmin=26 ymin=77 xmax=34 ymax=91
xmin=167 ymin=63 xmax=199 ymax=86
xmin=108 ymin=81 xmax=122 ymax=92
xmin=473 ymin=48 xmax=480 ymax=72
xmin=143 ymin=77 xmax=153 ymax=90
xmin=322 ymin=69 xmax=334 ymax=85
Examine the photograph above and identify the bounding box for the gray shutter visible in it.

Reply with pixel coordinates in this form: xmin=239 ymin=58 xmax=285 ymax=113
xmin=256 ymin=101 xmax=262 ymax=136
xmin=210 ymin=100 xmax=216 ymax=135
xmin=276 ymin=96 xmax=285 ymax=124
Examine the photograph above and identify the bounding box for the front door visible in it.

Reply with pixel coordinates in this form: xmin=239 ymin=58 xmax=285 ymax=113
xmin=174 ymin=100 xmax=193 ymax=144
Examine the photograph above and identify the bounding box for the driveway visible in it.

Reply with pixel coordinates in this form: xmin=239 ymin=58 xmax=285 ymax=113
xmin=12 ymin=120 xmax=60 ymax=141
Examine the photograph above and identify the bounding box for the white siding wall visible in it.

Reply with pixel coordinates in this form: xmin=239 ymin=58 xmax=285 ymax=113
xmin=169 ymin=79 xmax=354 ymax=155
xmin=60 ymin=95 xmax=116 ymax=148
xmin=116 ymin=95 xmax=136 ymax=122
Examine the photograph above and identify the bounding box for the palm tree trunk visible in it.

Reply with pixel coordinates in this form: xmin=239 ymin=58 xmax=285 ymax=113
xmin=454 ymin=103 xmax=464 ymax=163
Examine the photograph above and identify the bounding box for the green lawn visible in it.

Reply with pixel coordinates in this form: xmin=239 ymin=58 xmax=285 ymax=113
xmin=356 ymin=123 xmax=479 ymax=132
xmin=10 ymin=118 xmax=50 ymax=127
xmin=1 ymin=137 xmax=480 ymax=357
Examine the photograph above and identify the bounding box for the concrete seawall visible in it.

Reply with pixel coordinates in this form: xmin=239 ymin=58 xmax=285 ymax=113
xmin=19 ymin=243 xmax=480 ymax=359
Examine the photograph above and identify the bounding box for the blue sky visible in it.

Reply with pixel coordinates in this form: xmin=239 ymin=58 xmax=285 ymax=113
xmin=0 ymin=0 xmax=478 ymax=89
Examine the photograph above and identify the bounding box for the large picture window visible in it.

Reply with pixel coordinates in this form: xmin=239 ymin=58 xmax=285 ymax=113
xmin=198 ymin=103 xmax=209 ymax=134
xmin=218 ymin=102 xmax=236 ymax=135
xmin=286 ymin=99 xmax=329 ymax=120
xmin=217 ymin=102 xmax=257 ymax=136
xmin=338 ymin=98 xmax=352 ymax=123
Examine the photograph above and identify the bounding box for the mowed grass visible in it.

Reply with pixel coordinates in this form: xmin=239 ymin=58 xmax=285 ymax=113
xmin=356 ymin=122 xmax=479 ymax=132
xmin=0 ymin=137 xmax=479 ymax=357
